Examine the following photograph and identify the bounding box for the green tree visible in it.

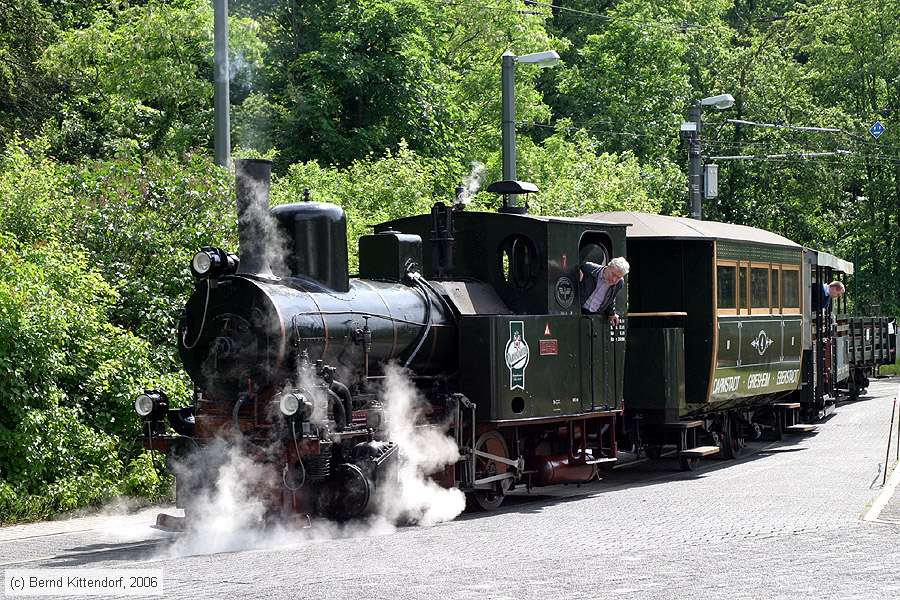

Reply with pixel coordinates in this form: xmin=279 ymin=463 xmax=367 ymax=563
xmin=40 ymin=0 xmax=264 ymax=159
xmin=233 ymin=0 xmax=562 ymax=170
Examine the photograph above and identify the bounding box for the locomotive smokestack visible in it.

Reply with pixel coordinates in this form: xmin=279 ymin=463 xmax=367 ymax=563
xmin=234 ymin=158 xmax=277 ymax=277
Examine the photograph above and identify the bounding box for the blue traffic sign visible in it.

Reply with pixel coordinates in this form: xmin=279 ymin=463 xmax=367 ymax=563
xmin=870 ymin=121 xmax=886 ymax=140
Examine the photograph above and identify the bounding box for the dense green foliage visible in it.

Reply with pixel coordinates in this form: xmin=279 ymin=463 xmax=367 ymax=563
xmin=0 ymin=0 xmax=897 ymax=522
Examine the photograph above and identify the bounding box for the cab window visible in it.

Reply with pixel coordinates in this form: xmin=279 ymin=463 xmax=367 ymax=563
xmin=498 ymin=234 xmax=538 ymax=291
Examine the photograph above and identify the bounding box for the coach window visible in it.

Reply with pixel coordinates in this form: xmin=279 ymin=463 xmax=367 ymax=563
xmin=781 ymin=266 xmax=800 ymax=314
xmin=716 ymin=262 xmax=737 ymax=315
xmin=771 ymin=266 xmax=781 ymax=313
xmin=738 ymin=264 xmax=749 ymax=314
xmin=750 ymin=266 xmax=770 ymax=314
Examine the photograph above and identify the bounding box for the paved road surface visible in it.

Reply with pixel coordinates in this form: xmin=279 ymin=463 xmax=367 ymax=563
xmin=3 ymin=378 xmax=900 ymax=599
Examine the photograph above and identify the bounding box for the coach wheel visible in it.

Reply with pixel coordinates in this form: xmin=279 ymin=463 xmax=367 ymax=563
xmin=468 ymin=431 xmax=512 ymax=512
xmin=645 ymin=445 xmax=663 ymax=461
xmin=770 ymin=409 xmax=784 ymax=442
xmin=679 ymin=456 xmax=700 ymax=471
xmin=720 ymin=414 xmax=746 ymax=460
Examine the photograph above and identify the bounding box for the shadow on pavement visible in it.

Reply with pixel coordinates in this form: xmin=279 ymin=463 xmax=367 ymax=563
xmin=40 ymin=539 xmax=172 ymax=568
xmin=456 ymin=431 xmax=817 ymax=519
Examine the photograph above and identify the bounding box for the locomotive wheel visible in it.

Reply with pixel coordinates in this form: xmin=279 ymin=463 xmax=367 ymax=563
xmin=720 ymin=414 xmax=746 ymax=460
xmin=467 ymin=431 xmax=512 ymax=512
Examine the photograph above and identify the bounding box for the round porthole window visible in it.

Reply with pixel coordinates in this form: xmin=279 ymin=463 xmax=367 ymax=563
xmin=498 ymin=235 xmax=538 ymax=291
xmin=579 ymin=242 xmax=609 ymax=267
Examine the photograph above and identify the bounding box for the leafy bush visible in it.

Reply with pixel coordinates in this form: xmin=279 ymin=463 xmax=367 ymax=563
xmin=69 ymin=152 xmax=237 ymax=363
xmin=0 ymin=233 xmax=164 ymax=523
xmin=272 ymin=142 xmax=456 ymax=271
xmin=0 ymin=141 xmax=236 ymax=523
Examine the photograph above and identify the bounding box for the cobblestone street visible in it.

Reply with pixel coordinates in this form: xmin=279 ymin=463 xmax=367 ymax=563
xmin=2 ymin=377 xmax=899 ymax=600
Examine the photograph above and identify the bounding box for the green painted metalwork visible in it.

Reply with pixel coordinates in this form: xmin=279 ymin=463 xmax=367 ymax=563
xmin=709 ymin=315 xmax=803 ymax=402
xmin=717 ymin=242 xmax=801 ymax=264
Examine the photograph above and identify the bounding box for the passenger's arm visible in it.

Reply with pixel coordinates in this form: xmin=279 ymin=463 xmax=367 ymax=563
xmin=580 ymin=261 xmax=601 ymax=280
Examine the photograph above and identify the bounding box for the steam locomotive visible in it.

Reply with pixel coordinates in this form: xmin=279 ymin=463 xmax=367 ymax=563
xmin=137 ymin=159 xmax=895 ymax=519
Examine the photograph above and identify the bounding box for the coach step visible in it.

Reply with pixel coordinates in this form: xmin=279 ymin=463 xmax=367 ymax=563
xmin=677 ymin=445 xmax=719 ymax=472
xmin=784 ymin=424 xmax=817 ymax=434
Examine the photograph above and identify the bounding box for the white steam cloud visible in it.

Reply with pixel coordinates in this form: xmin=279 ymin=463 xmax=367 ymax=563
xmin=166 ymin=439 xmax=274 ymax=556
xmin=374 ymin=364 xmax=466 ymax=526
xmin=156 ymin=365 xmax=464 ymax=558
xmin=236 ymin=171 xmax=289 ymax=279
xmin=457 ymin=161 xmax=486 ymax=205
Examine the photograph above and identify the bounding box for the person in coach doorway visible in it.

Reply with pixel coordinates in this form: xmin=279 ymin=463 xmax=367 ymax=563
xmin=579 ymin=257 xmax=630 ymax=325
xmin=820 ymin=281 xmax=845 ymax=311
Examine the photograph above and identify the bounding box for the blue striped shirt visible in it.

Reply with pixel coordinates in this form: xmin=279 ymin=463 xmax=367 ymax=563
xmin=583 ymin=267 xmax=613 ymax=313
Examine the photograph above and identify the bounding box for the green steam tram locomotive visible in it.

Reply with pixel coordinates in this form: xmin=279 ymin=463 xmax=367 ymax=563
xmin=136 ymin=160 xmax=893 ymax=516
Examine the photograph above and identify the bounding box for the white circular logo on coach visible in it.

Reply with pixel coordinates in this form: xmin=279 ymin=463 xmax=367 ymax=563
xmin=750 ymin=330 xmax=774 ymax=356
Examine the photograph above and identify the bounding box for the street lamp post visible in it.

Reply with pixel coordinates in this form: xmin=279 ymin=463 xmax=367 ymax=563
xmin=213 ymin=0 xmax=230 ymax=168
xmin=501 ymin=51 xmax=518 ymax=184
xmin=685 ymin=93 xmax=734 ymax=220
xmin=498 ymin=50 xmax=560 ymax=211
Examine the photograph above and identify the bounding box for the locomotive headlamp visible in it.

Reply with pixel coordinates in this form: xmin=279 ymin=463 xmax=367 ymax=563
xmin=280 ymin=392 xmax=314 ymax=419
xmin=190 ymin=247 xmax=239 ymax=280
xmin=134 ymin=394 xmax=154 ymax=417
xmin=280 ymin=392 xmax=301 ymax=417
xmin=191 ymin=251 xmax=213 ymax=276
xmin=134 ymin=390 xmax=169 ymax=420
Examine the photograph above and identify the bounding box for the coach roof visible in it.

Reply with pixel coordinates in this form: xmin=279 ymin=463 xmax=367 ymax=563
xmin=582 ymin=211 xmax=801 ymax=248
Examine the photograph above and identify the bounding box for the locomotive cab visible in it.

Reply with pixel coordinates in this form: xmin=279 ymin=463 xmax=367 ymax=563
xmin=377 ymin=207 xmax=629 ymax=508
xmin=378 ymin=209 xmax=628 ymax=421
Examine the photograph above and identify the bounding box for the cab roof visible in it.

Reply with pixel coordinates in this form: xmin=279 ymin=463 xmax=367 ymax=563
xmin=807 ymin=248 xmax=854 ymax=274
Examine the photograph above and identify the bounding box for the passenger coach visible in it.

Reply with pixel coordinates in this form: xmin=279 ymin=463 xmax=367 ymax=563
xmin=589 ymin=212 xmax=815 ymax=466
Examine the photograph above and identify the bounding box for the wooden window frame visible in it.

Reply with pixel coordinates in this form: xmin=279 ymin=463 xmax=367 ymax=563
xmin=780 ymin=264 xmax=801 ymax=314
xmin=770 ymin=265 xmax=781 ymax=315
xmin=716 ymin=259 xmax=739 ymax=315
xmin=737 ymin=261 xmax=751 ymax=315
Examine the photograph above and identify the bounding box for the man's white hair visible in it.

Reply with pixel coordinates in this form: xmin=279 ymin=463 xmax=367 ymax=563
xmin=608 ymin=257 xmax=630 ymax=276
